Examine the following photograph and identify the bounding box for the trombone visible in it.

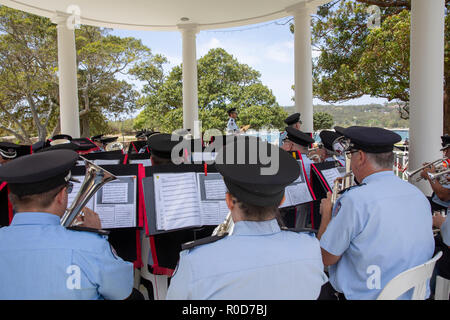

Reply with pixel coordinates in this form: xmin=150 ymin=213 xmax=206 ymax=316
xmin=405 ymin=157 xmax=448 ymax=182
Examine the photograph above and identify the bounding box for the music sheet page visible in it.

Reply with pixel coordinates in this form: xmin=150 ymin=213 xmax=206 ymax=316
xmin=94 ymin=176 xmax=137 ymax=229
xmin=197 ymin=173 xmax=229 ymax=225
xmin=321 ymin=167 xmax=346 ymax=189
xmin=153 ymin=172 xmax=202 ymax=231
xmin=67 ymin=176 xmax=95 ymax=211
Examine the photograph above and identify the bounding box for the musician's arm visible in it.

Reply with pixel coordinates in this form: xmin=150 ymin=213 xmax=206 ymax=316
xmin=166 ymin=251 xmax=192 ymax=300
xmin=421 ymin=167 xmax=450 ymax=201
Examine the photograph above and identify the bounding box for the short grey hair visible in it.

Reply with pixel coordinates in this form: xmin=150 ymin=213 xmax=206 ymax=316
xmin=365 ymin=151 xmax=394 ymax=170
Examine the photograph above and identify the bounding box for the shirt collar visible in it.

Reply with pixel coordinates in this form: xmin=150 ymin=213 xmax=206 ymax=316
xmin=10 ymin=212 xmax=61 ymax=226
xmin=362 ymin=170 xmax=394 ymax=184
xmin=232 ymin=219 xmax=281 ymax=236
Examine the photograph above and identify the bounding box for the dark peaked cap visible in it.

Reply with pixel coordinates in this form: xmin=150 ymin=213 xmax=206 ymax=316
xmin=285 ymin=127 xmax=314 ymax=147
xmin=147 ymin=133 xmax=183 ymax=159
xmin=0 ymin=142 xmax=21 ymax=159
xmin=284 ymin=113 xmax=301 ymax=125
xmin=91 ymin=134 xmax=104 ymax=142
xmin=343 ymin=126 xmax=401 ymax=153
xmin=52 ymin=134 xmax=73 ymax=141
xmin=215 ymin=136 xmax=300 ymax=207
xmin=0 ymin=150 xmax=79 ymax=196
xmin=227 ymin=108 xmax=237 ymax=115
xmin=320 ymin=130 xmax=343 ymax=151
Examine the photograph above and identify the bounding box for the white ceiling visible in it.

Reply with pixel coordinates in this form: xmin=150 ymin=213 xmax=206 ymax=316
xmin=0 ymin=0 xmax=331 ymax=31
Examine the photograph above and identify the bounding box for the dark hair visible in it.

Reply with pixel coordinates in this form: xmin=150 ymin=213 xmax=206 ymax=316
xmin=231 ymin=193 xmax=285 ymax=228
xmin=9 ymin=184 xmax=66 ymax=211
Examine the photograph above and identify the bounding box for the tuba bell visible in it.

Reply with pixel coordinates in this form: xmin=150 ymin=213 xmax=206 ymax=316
xmin=105 ymin=141 xmax=124 ymax=152
xmin=60 ymin=156 xmax=117 ymax=228
xmin=211 ymin=211 xmax=234 ymax=236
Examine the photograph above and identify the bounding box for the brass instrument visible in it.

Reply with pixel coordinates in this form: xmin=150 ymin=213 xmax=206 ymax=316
xmin=406 ymin=157 xmax=448 ymax=182
xmin=60 ymin=156 xmax=117 ymax=227
xmin=330 ymin=138 xmax=355 ymax=206
xmin=426 ymin=168 xmax=450 ymax=184
xmin=105 ymin=141 xmax=124 ymax=152
xmin=212 ymin=211 xmax=234 ymax=236
xmin=307 ymin=145 xmax=323 ymax=163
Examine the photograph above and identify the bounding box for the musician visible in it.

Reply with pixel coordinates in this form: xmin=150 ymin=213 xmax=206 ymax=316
xmin=0 ymin=150 xmax=135 ymax=299
xmin=420 ymin=134 xmax=450 ymax=211
xmin=147 ymin=133 xmax=184 ymax=166
xmin=318 ymin=126 xmax=435 ymax=300
xmin=319 ymin=130 xmax=345 ymax=165
xmin=0 ymin=142 xmax=22 ymax=165
xmin=91 ymin=134 xmax=105 ymax=152
xmin=280 ymin=112 xmax=302 ymax=141
xmin=226 ymin=108 xmax=240 ymax=134
xmin=166 ymin=136 xmax=327 ymax=299
xmin=281 ymin=127 xmax=315 ymax=181
xmin=432 ymin=210 xmax=450 ymax=284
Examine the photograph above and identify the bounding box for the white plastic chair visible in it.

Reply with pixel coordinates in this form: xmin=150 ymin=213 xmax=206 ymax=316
xmin=377 ymin=251 xmax=442 ymax=300
xmin=138 ymin=235 xmax=169 ymax=300
xmin=435 ymin=275 xmax=450 ymax=300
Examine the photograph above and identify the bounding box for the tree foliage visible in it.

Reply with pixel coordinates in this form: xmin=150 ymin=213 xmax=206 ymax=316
xmin=132 ymin=48 xmax=285 ymax=133
xmin=0 ymin=6 xmax=156 ymax=142
xmin=291 ymin=0 xmax=450 ymax=132
xmin=313 ymin=112 xmax=334 ymax=131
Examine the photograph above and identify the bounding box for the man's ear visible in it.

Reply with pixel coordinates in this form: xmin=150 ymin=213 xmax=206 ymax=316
xmin=279 ymin=194 xmax=286 ymax=206
xmin=55 ymin=186 xmax=67 ymax=205
xmin=225 ymin=192 xmax=235 ymax=211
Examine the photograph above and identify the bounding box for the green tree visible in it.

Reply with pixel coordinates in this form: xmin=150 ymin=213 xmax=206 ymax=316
xmin=132 ymin=48 xmax=283 ymax=133
xmin=291 ymin=0 xmax=450 ymax=133
xmin=313 ymin=112 xmax=334 ymax=130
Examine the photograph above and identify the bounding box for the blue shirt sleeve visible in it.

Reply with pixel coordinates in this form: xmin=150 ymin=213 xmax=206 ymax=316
xmin=320 ymin=195 xmax=362 ymax=256
xmin=166 ymin=251 xmax=192 ymax=300
xmin=75 ymin=238 xmax=134 ymax=300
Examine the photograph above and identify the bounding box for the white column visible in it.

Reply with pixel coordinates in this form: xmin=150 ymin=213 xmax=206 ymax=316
xmin=179 ymin=24 xmax=199 ymax=132
xmin=52 ymin=13 xmax=80 ymax=138
xmin=410 ymin=0 xmax=445 ymax=193
xmin=288 ymin=3 xmax=316 ymax=133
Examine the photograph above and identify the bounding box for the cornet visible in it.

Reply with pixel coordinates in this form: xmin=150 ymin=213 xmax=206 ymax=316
xmin=406 ymin=157 xmax=448 ymax=182
xmin=60 ymin=156 xmax=117 ymax=228
xmin=307 ymin=146 xmax=323 ymax=163
xmin=426 ymin=168 xmax=450 ymax=184
xmin=211 ymin=211 xmax=234 ymax=236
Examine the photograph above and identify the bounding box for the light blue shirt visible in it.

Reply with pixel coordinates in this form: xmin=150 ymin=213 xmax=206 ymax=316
xmin=226 ymin=118 xmax=239 ymax=133
xmin=166 ymin=219 xmax=327 ymax=300
xmin=0 ymin=212 xmax=134 ymax=300
xmin=320 ymin=171 xmax=435 ymax=300
xmin=432 ymin=182 xmax=450 ymax=208
xmin=441 ymin=210 xmax=450 ymax=246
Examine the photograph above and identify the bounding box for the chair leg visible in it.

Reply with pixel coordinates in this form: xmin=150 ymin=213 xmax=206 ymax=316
xmin=435 ymin=276 xmax=450 ymax=300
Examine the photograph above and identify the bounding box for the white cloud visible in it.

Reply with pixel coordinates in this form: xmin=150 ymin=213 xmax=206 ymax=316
xmin=265 ymin=41 xmax=294 ymax=63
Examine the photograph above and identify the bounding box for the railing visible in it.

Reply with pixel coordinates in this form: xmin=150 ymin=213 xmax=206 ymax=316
xmin=394 ymin=150 xmax=409 ymax=181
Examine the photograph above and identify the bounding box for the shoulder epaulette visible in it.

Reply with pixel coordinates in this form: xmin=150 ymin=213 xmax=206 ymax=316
xmin=282 ymin=227 xmax=318 ymax=234
xmin=338 ymin=182 xmax=367 ymax=195
xmin=67 ymin=226 xmax=110 ymax=236
xmin=182 ymin=234 xmax=228 ymax=251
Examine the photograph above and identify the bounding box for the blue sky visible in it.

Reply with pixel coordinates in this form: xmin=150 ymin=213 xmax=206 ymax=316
xmin=111 ymin=17 xmax=387 ymax=109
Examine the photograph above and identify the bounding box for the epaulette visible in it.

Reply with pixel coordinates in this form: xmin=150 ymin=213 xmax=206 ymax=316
xmin=338 ymin=183 xmax=366 ymax=195
xmin=282 ymin=227 xmax=318 ymax=234
xmin=67 ymin=226 xmax=110 ymax=236
xmin=182 ymin=234 xmax=228 ymax=251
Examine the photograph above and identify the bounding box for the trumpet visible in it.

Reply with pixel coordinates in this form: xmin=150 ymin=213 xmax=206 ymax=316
xmin=331 ymin=151 xmax=355 ymax=206
xmin=406 ymin=157 xmax=448 ymax=182
xmin=425 ymin=168 xmax=450 ymax=184
xmin=60 ymin=156 xmax=117 ymax=228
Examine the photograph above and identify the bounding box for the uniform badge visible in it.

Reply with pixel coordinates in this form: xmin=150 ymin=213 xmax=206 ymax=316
xmin=332 ymin=202 xmax=342 ymax=217
xmin=110 ymin=244 xmax=119 ymax=260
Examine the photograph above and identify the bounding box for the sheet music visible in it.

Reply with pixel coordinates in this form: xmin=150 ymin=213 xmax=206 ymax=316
xmin=154 ymin=173 xmax=202 ymax=231
xmin=94 ymin=159 xmax=120 ymax=166
xmin=197 ymin=173 xmax=229 ymax=225
xmin=192 ymin=152 xmax=217 ymax=162
xmin=321 ymin=167 xmax=346 ymax=189
xmin=102 ymin=183 xmax=128 ymax=203
xmin=279 ymin=161 xmax=313 ymax=208
xmin=94 ymin=175 xmax=137 ymax=228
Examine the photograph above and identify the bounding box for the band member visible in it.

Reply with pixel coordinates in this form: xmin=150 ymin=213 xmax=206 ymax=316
xmin=91 ymin=134 xmax=105 ymax=152
xmin=0 ymin=142 xmax=22 ymax=165
xmin=319 ymin=130 xmax=345 ymax=165
xmin=280 ymin=113 xmax=302 ymax=141
xmin=420 ymin=134 xmax=450 ymax=211
xmin=0 ymin=150 xmax=135 ymax=299
xmin=281 ymin=127 xmax=315 ymax=181
xmin=166 ymin=136 xmax=327 ymax=299
xmin=318 ymin=126 xmax=435 ymax=300
xmin=147 ymin=133 xmax=184 ymax=166
xmin=226 ymin=108 xmax=240 ymax=134
xmin=51 ymin=134 xmax=73 ymax=141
